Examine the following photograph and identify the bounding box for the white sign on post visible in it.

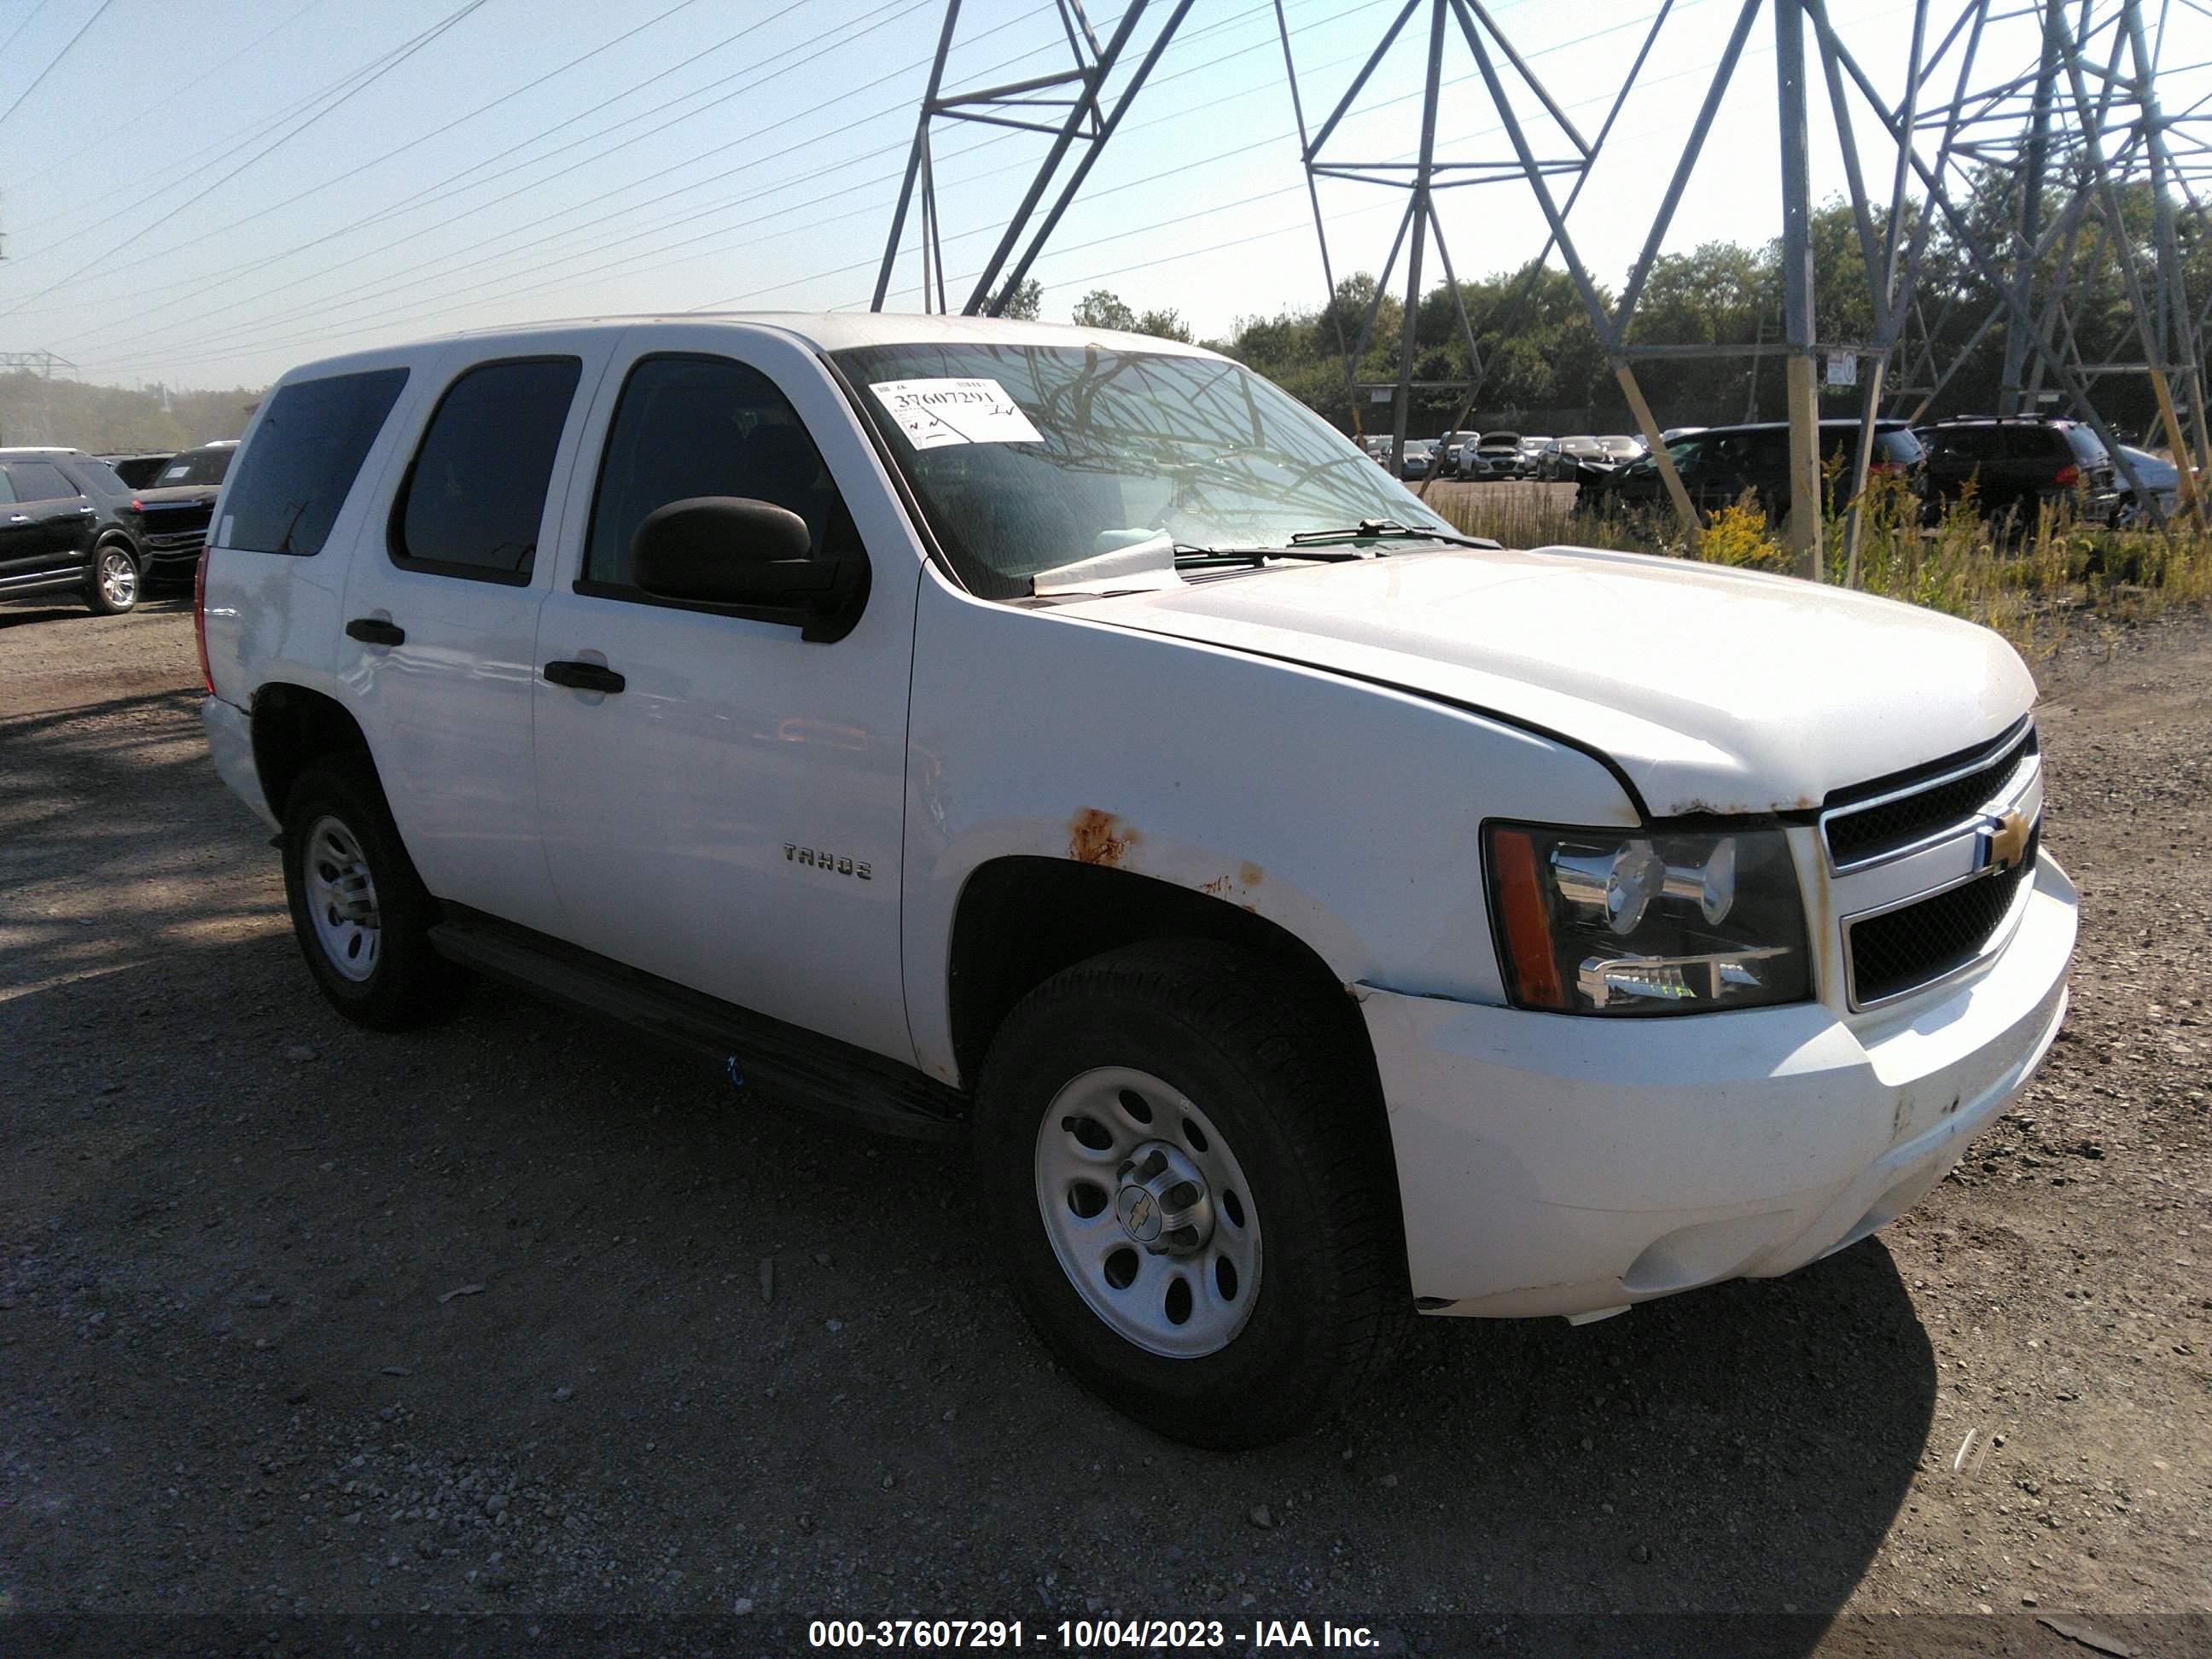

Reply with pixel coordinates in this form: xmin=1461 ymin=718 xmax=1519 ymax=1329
xmin=867 ymin=378 xmax=1044 ymax=449
xmin=1825 ymin=351 xmax=1858 ymax=387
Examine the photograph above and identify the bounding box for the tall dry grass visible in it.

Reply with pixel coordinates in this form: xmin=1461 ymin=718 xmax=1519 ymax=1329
xmin=1435 ymin=480 xmax=2212 ymax=662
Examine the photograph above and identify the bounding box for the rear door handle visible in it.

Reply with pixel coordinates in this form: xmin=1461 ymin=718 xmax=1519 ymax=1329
xmin=345 ymin=617 xmax=406 ymax=647
xmin=543 ymin=660 xmax=626 ymax=694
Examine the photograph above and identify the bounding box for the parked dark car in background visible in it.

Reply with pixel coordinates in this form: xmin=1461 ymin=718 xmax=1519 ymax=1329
xmin=1540 ymin=435 xmax=1610 ymax=480
xmin=1400 ymin=439 xmax=1439 ymax=480
xmin=0 ymin=447 xmax=149 ymax=614
xmin=1914 ymin=417 xmax=2115 ymax=521
xmin=132 ymin=439 xmax=237 ymax=575
xmin=1597 ymin=434 xmax=1648 ymax=463
xmin=1580 ymin=419 xmax=1926 ymax=518
xmin=97 ymin=451 xmax=177 ymax=490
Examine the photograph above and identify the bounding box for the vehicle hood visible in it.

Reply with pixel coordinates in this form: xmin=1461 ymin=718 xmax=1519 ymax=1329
xmin=1068 ymin=544 xmax=2035 ymax=817
xmin=134 ymin=485 xmax=220 ymax=507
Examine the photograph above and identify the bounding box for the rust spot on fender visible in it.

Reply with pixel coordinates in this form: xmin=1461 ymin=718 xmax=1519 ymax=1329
xmin=1068 ymin=808 xmax=1138 ymax=868
xmin=1238 ymin=861 xmax=1264 ymax=888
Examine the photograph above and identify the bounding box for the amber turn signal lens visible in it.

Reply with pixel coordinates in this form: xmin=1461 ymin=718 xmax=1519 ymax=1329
xmin=1490 ymin=827 xmax=1565 ymax=1010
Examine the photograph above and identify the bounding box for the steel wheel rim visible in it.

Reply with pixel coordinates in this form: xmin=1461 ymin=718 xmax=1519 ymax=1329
xmin=1034 ymin=1065 xmax=1263 ymax=1359
xmin=303 ymin=815 xmax=381 ymax=981
xmin=98 ymin=549 xmax=137 ymax=608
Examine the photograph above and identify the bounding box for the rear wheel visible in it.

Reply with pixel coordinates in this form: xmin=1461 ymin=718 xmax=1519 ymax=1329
xmin=280 ymin=755 xmax=458 ymax=1029
xmin=83 ymin=541 xmax=140 ymax=615
xmin=975 ymin=940 xmax=1404 ymax=1449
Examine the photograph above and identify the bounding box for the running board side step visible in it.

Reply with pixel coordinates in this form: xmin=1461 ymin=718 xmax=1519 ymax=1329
xmin=428 ymin=909 xmax=968 ymax=1143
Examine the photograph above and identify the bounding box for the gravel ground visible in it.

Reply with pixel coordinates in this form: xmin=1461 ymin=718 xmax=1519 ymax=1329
xmin=2 ymin=596 xmax=2207 ymax=1656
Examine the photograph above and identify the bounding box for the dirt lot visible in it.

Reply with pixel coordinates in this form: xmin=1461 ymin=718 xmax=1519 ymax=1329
xmin=3 ymin=595 xmax=2208 ymax=1656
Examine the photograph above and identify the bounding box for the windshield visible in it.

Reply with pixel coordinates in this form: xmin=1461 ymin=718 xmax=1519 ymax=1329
xmin=154 ymin=446 xmax=233 ymax=487
xmin=835 ymin=342 xmax=1456 ymax=598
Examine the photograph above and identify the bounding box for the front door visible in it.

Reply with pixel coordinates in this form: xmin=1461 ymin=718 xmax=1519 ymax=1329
xmin=531 ymin=325 xmax=920 ymax=1065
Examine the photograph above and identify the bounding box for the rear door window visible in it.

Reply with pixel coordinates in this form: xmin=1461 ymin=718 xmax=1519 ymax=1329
xmin=4 ymin=462 xmax=79 ymax=504
xmin=223 ymin=366 xmax=409 ymax=556
xmin=390 ymin=357 xmax=581 ymax=582
xmin=1939 ymin=427 xmax=2002 ymax=463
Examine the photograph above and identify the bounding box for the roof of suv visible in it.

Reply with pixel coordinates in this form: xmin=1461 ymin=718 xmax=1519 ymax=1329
xmin=268 ymin=312 xmax=1226 ymax=393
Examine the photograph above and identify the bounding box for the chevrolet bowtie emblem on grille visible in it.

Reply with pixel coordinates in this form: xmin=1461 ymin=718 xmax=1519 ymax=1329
xmin=1983 ymin=807 xmax=2033 ymax=872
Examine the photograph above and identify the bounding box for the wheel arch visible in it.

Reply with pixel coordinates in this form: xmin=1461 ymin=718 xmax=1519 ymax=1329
xmin=945 ymin=855 xmax=1383 ymax=1107
xmin=251 ymin=682 xmax=373 ymax=821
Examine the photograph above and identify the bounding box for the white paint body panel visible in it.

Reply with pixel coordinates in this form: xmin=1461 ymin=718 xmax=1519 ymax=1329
xmin=197 ymin=312 xmax=2077 ymax=1328
xmin=529 ymin=324 xmax=917 ymax=1061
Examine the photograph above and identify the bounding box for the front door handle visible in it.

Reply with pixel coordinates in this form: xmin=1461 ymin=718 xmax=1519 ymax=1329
xmin=543 ymin=660 xmax=626 ymax=694
xmin=345 ymin=617 xmax=406 ymax=647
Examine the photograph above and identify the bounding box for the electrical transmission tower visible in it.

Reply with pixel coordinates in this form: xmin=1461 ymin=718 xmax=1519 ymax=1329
xmin=880 ymin=0 xmax=2211 ymax=578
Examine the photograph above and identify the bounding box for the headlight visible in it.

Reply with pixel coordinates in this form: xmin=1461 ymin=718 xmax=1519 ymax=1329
xmin=1486 ymin=823 xmax=1812 ymax=1015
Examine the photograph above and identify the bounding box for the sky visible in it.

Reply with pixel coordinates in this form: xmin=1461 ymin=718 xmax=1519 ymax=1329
xmin=0 ymin=0 xmax=2203 ymax=391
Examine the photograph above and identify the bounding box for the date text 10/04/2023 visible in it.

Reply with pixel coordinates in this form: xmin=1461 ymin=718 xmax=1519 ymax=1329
xmin=806 ymin=1619 xmax=1382 ymax=1650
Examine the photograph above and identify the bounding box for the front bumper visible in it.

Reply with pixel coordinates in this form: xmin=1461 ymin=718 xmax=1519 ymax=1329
xmin=1359 ymin=850 xmax=2076 ymax=1317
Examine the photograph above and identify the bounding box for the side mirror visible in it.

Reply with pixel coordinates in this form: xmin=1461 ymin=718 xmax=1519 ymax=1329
xmin=632 ymin=497 xmax=864 ymax=638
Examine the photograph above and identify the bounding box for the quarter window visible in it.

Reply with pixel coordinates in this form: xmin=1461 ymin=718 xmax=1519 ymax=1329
xmin=583 ymin=353 xmax=854 ymax=594
xmin=224 ymin=367 xmax=408 ymax=556
xmin=391 ymin=357 xmax=580 ymax=581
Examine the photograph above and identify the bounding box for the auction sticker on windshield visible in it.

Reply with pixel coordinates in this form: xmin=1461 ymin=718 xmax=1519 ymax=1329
xmin=869 ymin=378 xmax=1044 ymax=449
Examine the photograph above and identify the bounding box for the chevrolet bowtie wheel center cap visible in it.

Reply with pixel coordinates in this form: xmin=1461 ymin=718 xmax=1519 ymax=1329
xmin=1115 ymin=1141 xmax=1214 ymax=1257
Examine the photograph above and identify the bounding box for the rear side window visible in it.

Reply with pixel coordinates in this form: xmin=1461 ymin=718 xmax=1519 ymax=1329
xmin=582 ymin=353 xmax=852 ymax=594
xmin=2063 ymin=425 xmax=2109 ymax=465
xmin=391 ymin=357 xmax=581 ymax=582
xmin=222 ymin=367 xmax=408 ymax=556
xmin=1938 ymin=427 xmax=2003 ymax=462
xmin=5 ymin=461 xmax=78 ymax=502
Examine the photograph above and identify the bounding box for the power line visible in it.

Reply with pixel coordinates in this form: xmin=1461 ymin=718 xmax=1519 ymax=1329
xmin=57 ymin=0 xmax=1020 ymax=362
xmin=0 ymin=0 xmax=497 ymax=321
xmin=70 ymin=0 xmax=1324 ymax=372
xmin=0 ymin=0 xmax=115 ymax=127
xmin=0 ymin=0 xmax=59 ymax=62
xmin=38 ymin=0 xmax=936 ymax=346
xmin=49 ymin=0 xmax=335 ymax=172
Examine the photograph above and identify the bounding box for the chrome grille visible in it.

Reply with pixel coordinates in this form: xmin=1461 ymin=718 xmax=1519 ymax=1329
xmin=1824 ymin=725 xmax=2036 ymax=868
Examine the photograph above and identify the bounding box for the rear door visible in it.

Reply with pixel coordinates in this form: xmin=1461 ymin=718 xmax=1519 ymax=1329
xmin=0 ymin=460 xmax=93 ymax=582
xmin=530 ymin=324 xmax=919 ymax=1063
xmin=338 ymin=339 xmax=614 ymax=937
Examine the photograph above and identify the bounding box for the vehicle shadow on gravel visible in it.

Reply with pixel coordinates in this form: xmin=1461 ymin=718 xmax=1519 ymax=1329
xmin=7 ymin=926 xmax=1935 ymax=1637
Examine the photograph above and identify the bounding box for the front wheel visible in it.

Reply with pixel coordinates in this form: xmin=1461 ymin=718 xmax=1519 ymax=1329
xmin=975 ymin=940 xmax=1404 ymax=1449
xmin=84 ymin=541 xmax=140 ymax=614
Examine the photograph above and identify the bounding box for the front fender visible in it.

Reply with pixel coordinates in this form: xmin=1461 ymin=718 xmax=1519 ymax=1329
xmin=899 ymin=571 xmax=1637 ymax=1083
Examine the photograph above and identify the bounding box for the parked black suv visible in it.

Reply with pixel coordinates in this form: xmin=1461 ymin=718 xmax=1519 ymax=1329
xmin=1580 ymin=419 xmax=1926 ymax=517
xmin=133 ymin=440 xmax=237 ymax=573
xmin=98 ymin=451 xmax=176 ymax=490
xmin=1913 ymin=417 xmax=2116 ymax=520
xmin=0 ymin=448 xmax=149 ymax=614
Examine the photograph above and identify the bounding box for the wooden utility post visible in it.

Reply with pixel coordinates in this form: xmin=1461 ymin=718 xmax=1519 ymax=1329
xmin=1776 ymin=0 xmax=1823 ymax=579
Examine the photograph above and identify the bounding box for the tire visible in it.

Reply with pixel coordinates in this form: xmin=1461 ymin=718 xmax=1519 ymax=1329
xmin=280 ymin=754 xmax=459 ymax=1030
xmin=83 ymin=540 xmax=141 ymax=615
xmin=975 ymin=940 xmax=1405 ymax=1449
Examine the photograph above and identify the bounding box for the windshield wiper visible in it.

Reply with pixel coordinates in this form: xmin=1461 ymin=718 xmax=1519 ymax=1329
xmin=1286 ymin=517 xmax=1497 ymax=549
xmin=1172 ymin=543 xmax=1367 ymax=567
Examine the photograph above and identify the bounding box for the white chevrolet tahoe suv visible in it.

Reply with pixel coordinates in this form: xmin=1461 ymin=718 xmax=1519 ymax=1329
xmin=198 ymin=314 xmax=2075 ymax=1448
